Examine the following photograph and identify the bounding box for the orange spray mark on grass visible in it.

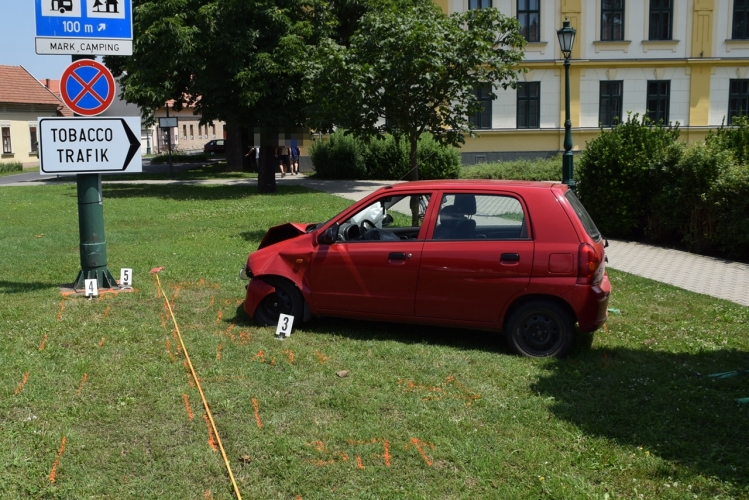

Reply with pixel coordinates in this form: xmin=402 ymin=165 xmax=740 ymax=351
xmin=383 ymin=439 xmax=391 ymax=466
xmin=76 ymin=373 xmax=88 ymax=396
xmin=271 ymin=357 xmax=276 ymax=366
xmin=226 ymin=321 xmax=236 ymax=334
xmin=204 ymin=490 xmax=213 ymax=500
xmin=208 ymin=295 xmax=214 ymax=308
xmin=159 ymin=313 xmax=167 ymax=329
xmin=406 ymin=438 xmax=434 ymax=466
xmin=314 ymin=351 xmax=328 ymax=364
xmin=203 ymin=413 xmax=218 ymax=451
xmin=56 ymin=300 xmax=65 ymax=321
xmin=48 ymin=436 xmax=67 ymax=483
xmin=216 ymin=310 xmax=223 ymax=324
xmin=166 ymin=339 xmax=176 ymax=362
xmin=38 ymin=335 xmax=48 ymax=351
xmin=184 ymin=360 xmax=195 ymax=387
xmin=102 ymin=305 xmax=111 ymax=320
xmin=183 ymin=394 xmax=194 ymax=421
xmin=216 ymin=344 xmax=223 ymax=360
xmin=171 ymin=286 xmax=181 ymax=303
xmin=251 ymin=351 xmax=266 ymax=363
xmin=252 ymin=398 xmax=263 ymax=429
xmin=284 ymin=350 xmax=295 ymax=364
xmin=238 ymin=331 xmax=251 ymax=344
xmin=356 ymin=456 xmax=364 ymax=469
xmin=14 ymin=372 xmax=30 ymax=395
xmin=98 ymin=337 xmax=105 ymax=347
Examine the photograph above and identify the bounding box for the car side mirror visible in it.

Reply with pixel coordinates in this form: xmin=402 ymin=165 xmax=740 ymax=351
xmin=382 ymin=214 xmax=394 ymax=227
xmin=318 ymin=223 xmax=340 ymax=245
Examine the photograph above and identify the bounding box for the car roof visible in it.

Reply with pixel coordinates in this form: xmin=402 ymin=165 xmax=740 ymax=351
xmin=377 ymin=179 xmax=563 ymax=193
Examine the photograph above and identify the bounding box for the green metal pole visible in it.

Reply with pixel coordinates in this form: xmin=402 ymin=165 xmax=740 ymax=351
xmin=562 ymin=57 xmax=577 ymax=192
xmin=71 ymin=54 xmax=117 ymax=290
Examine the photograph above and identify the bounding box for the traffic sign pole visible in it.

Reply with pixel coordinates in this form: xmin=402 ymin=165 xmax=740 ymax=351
xmin=72 ymin=54 xmax=117 ymax=291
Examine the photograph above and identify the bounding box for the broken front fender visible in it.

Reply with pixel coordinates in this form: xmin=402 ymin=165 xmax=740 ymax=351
xmin=243 ymin=278 xmax=276 ymax=318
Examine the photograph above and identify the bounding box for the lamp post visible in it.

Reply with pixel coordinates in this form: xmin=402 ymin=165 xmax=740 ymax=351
xmin=557 ymin=18 xmax=577 ymax=192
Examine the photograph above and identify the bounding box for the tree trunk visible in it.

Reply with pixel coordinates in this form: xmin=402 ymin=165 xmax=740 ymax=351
xmin=225 ymin=120 xmax=243 ymax=171
xmin=257 ymin=139 xmax=277 ymax=194
xmin=409 ymin=134 xmax=419 ymax=225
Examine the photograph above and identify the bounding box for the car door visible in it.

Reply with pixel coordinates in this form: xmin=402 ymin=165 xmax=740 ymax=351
xmin=309 ymin=193 xmax=433 ymax=317
xmin=414 ymin=192 xmax=534 ymax=325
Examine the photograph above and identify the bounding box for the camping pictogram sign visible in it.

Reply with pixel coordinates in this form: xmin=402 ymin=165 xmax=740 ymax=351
xmin=60 ymin=59 xmax=116 ymax=116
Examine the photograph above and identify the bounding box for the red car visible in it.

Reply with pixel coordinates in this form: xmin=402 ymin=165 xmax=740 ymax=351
xmin=239 ymin=180 xmax=611 ymax=358
xmin=203 ymin=139 xmax=226 ymax=154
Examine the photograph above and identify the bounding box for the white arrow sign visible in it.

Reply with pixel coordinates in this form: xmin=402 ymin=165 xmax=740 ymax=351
xmin=38 ymin=117 xmax=142 ymax=175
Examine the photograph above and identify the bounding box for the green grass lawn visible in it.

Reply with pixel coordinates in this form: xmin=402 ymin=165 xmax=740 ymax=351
xmin=1 ymin=183 xmax=748 ymax=499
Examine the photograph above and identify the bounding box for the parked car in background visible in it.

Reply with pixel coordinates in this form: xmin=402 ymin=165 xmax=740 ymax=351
xmin=239 ymin=180 xmax=611 ymax=358
xmin=204 ymin=139 xmax=225 ymax=154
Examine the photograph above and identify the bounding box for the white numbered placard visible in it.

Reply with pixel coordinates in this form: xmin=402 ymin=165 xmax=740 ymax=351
xmin=84 ymin=279 xmax=98 ymax=298
xmin=120 ymin=268 xmax=133 ymax=288
xmin=275 ymin=314 xmax=295 ymax=338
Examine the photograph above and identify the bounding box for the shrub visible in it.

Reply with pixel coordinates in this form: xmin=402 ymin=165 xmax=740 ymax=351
xmin=309 ymin=131 xmax=367 ymax=179
xmin=460 ymin=155 xmax=564 ymax=181
xmin=0 ymin=161 xmax=23 ymax=174
xmin=150 ymin=152 xmax=211 ymax=164
xmin=706 ymin=115 xmax=749 ymax=166
xmin=311 ymin=131 xmax=460 ymax=180
xmin=577 ymin=113 xmax=682 ymax=239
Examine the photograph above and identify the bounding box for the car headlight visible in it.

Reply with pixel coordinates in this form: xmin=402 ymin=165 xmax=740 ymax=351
xmin=239 ymin=266 xmax=251 ymax=280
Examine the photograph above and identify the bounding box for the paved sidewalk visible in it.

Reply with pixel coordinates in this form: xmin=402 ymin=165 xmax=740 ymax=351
xmin=3 ymin=173 xmax=748 ymax=306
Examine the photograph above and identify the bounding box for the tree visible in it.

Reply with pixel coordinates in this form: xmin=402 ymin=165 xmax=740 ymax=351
xmin=106 ymin=0 xmax=319 ymax=192
xmin=307 ymin=3 xmax=525 ymax=182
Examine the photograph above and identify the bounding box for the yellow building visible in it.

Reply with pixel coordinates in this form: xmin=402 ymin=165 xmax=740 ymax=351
xmin=434 ymin=0 xmax=749 ymax=164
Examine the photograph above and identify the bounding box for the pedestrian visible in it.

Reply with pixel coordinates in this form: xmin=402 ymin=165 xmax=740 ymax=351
xmin=245 ymin=146 xmax=259 ymax=170
xmin=290 ymin=142 xmax=300 ymax=175
xmin=275 ymin=144 xmax=290 ymax=177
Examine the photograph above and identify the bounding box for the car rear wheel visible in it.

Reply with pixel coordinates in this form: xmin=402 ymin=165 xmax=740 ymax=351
xmin=253 ymin=277 xmax=304 ymax=327
xmin=505 ymin=300 xmax=574 ymax=358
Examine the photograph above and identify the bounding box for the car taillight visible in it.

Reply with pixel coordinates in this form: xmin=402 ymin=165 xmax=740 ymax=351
xmin=577 ymin=243 xmax=603 ymax=285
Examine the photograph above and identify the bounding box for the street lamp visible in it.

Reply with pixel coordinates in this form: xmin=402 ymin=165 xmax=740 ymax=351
xmin=557 ymin=17 xmax=577 ymax=191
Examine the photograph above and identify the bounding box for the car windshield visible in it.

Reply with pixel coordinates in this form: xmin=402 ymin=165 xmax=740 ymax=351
xmin=565 ymin=191 xmax=601 ymax=241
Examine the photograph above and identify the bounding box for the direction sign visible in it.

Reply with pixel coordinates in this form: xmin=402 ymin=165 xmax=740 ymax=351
xmin=35 ymin=0 xmax=133 ymax=55
xmin=60 ymin=60 xmax=116 ymax=116
xmin=38 ymin=117 xmax=142 ymax=175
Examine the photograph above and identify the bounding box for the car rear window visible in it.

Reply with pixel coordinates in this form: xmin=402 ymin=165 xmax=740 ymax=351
xmin=565 ymin=191 xmax=601 ymax=242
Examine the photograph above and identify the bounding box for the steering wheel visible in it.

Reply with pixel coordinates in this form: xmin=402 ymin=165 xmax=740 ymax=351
xmin=359 ymin=219 xmax=377 ymax=238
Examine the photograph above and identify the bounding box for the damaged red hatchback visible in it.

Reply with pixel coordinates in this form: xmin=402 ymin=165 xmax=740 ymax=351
xmin=240 ymin=180 xmax=611 ymax=358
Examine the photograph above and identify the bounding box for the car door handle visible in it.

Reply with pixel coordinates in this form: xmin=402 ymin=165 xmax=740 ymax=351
xmin=388 ymin=252 xmax=409 ymax=260
xmin=500 ymin=253 xmax=520 ymax=262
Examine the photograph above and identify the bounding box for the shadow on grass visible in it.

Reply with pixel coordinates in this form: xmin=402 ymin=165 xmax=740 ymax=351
xmin=532 ymin=347 xmax=749 ymax=486
xmin=101 ymin=183 xmax=313 ymax=202
xmin=0 ymin=280 xmax=61 ymax=294
xmin=239 ymin=230 xmax=269 ymax=243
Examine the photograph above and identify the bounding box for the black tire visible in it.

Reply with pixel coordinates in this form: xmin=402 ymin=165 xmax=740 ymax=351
xmin=253 ymin=277 xmax=304 ymax=327
xmin=505 ymin=300 xmax=574 ymax=358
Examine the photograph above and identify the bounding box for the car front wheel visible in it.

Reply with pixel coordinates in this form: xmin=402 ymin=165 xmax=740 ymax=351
xmin=253 ymin=277 xmax=304 ymax=327
xmin=505 ymin=300 xmax=574 ymax=358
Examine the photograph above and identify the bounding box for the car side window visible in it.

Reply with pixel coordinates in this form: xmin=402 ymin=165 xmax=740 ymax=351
xmin=432 ymin=194 xmax=528 ymax=240
xmin=339 ymin=194 xmax=431 ymax=241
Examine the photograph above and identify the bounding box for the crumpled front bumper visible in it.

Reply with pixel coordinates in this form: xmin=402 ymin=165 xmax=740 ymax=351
xmin=243 ymin=278 xmax=276 ymax=318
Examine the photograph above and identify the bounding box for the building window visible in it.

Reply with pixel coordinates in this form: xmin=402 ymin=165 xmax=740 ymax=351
xmin=599 ymin=81 xmax=623 ymax=127
xmin=1 ymin=127 xmax=11 ymax=154
xmin=183 ymin=125 xmax=187 ymax=139
xmin=517 ymin=82 xmax=540 ymax=129
xmin=649 ymin=0 xmax=672 ymax=40
xmin=517 ymin=0 xmax=540 ymax=42
xmin=601 ymin=0 xmax=625 ymax=41
xmin=728 ymin=79 xmax=749 ymax=124
xmin=468 ymin=0 xmax=491 ymax=10
xmin=734 ymin=0 xmax=749 ymax=39
xmin=646 ymin=81 xmax=670 ymax=124
xmin=29 ymin=126 xmax=38 ymax=153
xmin=469 ymin=84 xmax=492 ymax=130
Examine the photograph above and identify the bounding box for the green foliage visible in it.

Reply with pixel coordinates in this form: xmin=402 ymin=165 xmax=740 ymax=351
xmin=460 ymin=155 xmax=565 ymax=181
xmin=149 ymin=152 xmax=212 ymax=164
xmin=577 ymin=113 xmax=682 ymax=239
xmin=310 ymin=131 xmax=460 ymax=180
xmin=706 ymin=115 xmax=749 ymax=165
xmin=309 ymin=132 xmax=367 ymax=180
xmin=0 ymin=161 xmax=22 ymax=174
xmin=308 ymin=3 xmax=525 ymax=179
xmin=652 ymin=143 xmax=749 ymax=259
